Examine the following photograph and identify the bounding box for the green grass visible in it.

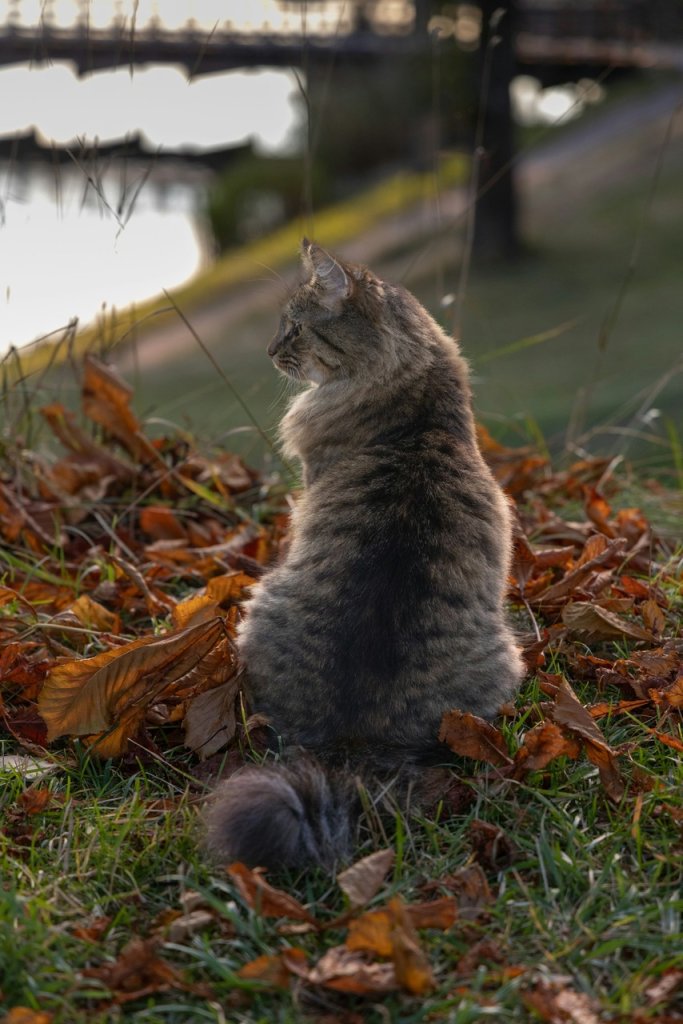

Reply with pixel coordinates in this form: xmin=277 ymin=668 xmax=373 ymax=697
xmin=2 ymin=670 xmax=682 ymax=1023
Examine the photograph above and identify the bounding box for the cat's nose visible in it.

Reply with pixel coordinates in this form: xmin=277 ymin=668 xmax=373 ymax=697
xmin=267 ymin=325 xmax=287 ymax=358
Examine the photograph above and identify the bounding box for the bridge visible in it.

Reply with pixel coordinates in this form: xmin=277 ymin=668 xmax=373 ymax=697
xmin=0 ymin=0 xmax=682 ymax=77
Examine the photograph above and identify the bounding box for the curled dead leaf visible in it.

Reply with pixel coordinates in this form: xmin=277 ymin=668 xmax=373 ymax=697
xmin=337 ymin=848 xmax=395 ymax=908
xmin=513 ymin=721 xmax=580 ymax=779
xmin=438 ymin=710 xmax=512 ymax=767
xmin=551 ymin=677 xmax=625 ymax=802
xmin=226 ymin=862 xmax=318 ymax=924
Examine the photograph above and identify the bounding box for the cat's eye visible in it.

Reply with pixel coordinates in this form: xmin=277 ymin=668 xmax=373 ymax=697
xmin=285 ymin=321 xmax=302 ymax=341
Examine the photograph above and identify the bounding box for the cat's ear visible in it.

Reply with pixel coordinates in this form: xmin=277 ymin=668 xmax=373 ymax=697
xmin=301 ymin=239 xmax=350 ymax=308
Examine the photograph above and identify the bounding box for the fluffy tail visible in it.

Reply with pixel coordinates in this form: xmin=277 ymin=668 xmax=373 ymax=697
xmin=203 ymin=757 xmax=358 ymax=871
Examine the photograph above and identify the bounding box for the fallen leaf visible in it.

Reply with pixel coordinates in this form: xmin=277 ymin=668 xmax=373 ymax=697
xmin=534 ymin=537 xmax=626 ymax=605
xmin=645 ymin=729 xmax=683 ymax=754
xmin=308 ymin=946 xmax=397 ymax=994
xmin=551 ymin=677 xmax=625 ymax=802
xmin=404 ymin=897 xmax=458 ymax=930
xmin=513 ymin=721 xmax=580 ymax=779
xmin=68 ymin=594 xmax=120 ymax=634
xmin=337 ymin=849 xmax=395 ymax=908
xmin=182 ymin=675 xmax=240 ymax=759
xmin=82 ymin=936 xmax=185 ymax=1002
xmin=19 ymin=787 xmax=53 ymax=815
xmin=237 ymin=949 xmax=308 ymax=990
xmin=346 ymin=909 xmax=394 ymax=957
xmin=82 ymin=354 xmax=159 ymax=464
xmin=641 ymin=598 xmax=666 ymax=636
xmin=523 ymin=980 xmax=603 ymax=1024
xmin=468 ymin=819 xmax=518 ymax=869
xmin=226 ymin=863 xmax=318 ymax=924
xmin=1 ymin=1010 xmax=54 ymax=1024
xmin=71 ymin=916 xmax=112 ymax=942
xmin=387 ymin=898 xmax=434 ymax=995
xmin=588 ymin=699 xmax=650 ymax=719
xmin=438 ymin=710 xmax=512 ymax=767
xmin=562 ymin=601 xmax=652 ymax=643
xmin=139 ymin=506 xmax=188 ymax=541
xmin=38 ymin=618 xmax=235 ymax=756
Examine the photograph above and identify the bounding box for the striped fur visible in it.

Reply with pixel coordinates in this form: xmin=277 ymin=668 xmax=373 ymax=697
xmin=206 ymin=243 xmax=524 ymax=870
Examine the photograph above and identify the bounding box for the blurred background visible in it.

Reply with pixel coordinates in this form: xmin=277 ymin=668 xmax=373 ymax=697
xmin=1 ymin=0 xmax=682 ymax=476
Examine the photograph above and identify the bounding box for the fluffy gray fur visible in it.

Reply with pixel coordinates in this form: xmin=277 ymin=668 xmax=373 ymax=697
xmin=206 ymin=242 xmax=524 ymax=871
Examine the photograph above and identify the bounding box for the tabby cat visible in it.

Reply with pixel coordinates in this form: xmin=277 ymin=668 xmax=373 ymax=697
xmin=205 ymin=241 xmax=524 ymax=870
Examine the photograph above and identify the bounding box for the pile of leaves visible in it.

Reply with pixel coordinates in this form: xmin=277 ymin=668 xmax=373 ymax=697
xmin=1 ymin=356 xmax=682 ymax=1016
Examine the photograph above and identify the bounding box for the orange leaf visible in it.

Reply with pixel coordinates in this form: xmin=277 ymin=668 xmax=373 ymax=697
xmin=20 ymin=787 xmax=53 ymax=815
xmin=237 ymin=950 xmax=307 ymax=990
xmin=589 ymin=699 xmax=650 ymax=719
xmin=82 ymin=354 xmax=159 ymax=464
xmin=226 ymin=863 xmax=318 ymax=924
xmin=405 ymin=897 xmax=458 ymax=930
xmin=337 ymin=849 xmax=395 ymax=908
xmin=513 ymin=721 xmax=580 ymax=778
xmin=346 ymin=908 xmax=393 ymax=957
xmin=645 ymin=728 xmax=683 ymax=753
xmin=139 ymin=506 xmax=188 ymax=541
xmin=387 ymin=897 xmax=434 ymax=995
xmin=2 ymin=1010 xmax=54 ymax=1024
xmin=69 ymin=594 xmax=121 ymax=634
xmin=438 ymin=710 xmax=512 ymax=767
xmin=38 ymin=618 xmax=235 ymax=756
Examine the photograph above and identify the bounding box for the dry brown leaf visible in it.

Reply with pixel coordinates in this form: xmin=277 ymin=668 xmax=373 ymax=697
xmin=226 ymin=862 xmax=318 ymax=923
xmin=534 ymin=537 xmax=625 ymax=605
xmin=82 ymin=936 xmax=184 ymax=1001
xmin=308 ymin=946 xmax=398 ymax=994
xmin=386 ymin=897 xmax=434 ymax=995
xmin=438 ymin=710 xmax=512 ymax=767
xmin=38 ymin=618 xmax=235 ymax=756
xmin=552 ymin=677 xmax=625 ymax=802
xmin=237 ymin=949 xmax=308 ymax=990
xmin=71 ymin=915 xmax=113 ymax=942
xmin=645 ymin=728 xmax=683 ymax=753
xmin=139 ymin=506 xmax=188 ymax=541
xmin=661 ymin=676 xmax=683 ymax=708
xmin=182 ymin=676 xmax=240 ymax=759
xmin=641 ymin=598 xmax=666 ymax=636
xmin=69 ymin=594 xmax=120 ymax=634
xmin=645 ymin=968 xmax=683 ymax=1007
xmin=562 ymin=601 xmax=652 ymax=643
xmin=19 ymin=786 xmax=53 ymax=815
xmin=404 ymin=897 xmax=458 ymax=931
xmin=588 ymin=699 xmax=650 ymax=719
xmin=82 ymin=355 xmax=159 ymax=464
xmin=337 ymin=849 xmax=395 ymax=908
xmin=468 ymin=819 xmax=519 ymax=869
xmin=523 ymin=981 xmax=603 ymax=1024
xmin=437 ymin=863 xmax=493 ymax=919
xmin=513 ymin=721 xmax=580 ymax=779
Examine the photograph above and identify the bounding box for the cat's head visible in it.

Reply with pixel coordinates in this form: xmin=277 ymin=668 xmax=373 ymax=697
xmin=267 ymin=240 xmax=394 ymax=385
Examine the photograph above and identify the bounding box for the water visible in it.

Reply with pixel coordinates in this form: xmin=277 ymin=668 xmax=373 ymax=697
xmin=0 ymin=63 xmax=300 ymax=353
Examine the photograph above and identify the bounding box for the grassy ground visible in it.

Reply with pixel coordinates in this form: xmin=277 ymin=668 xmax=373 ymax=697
xmin=1 ymin=364 xmax=682 ymax=1020
xmin=2 ymin=671 xmax=682 ymax=1023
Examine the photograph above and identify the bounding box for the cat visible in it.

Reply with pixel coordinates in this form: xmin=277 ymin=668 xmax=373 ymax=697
xmin=204 ymin=241 xmax=524 ymax=870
